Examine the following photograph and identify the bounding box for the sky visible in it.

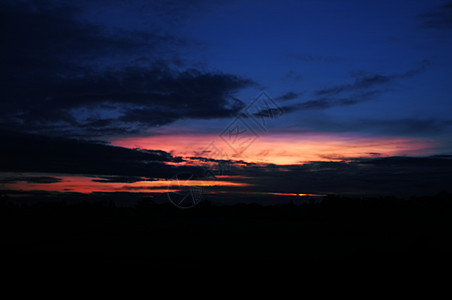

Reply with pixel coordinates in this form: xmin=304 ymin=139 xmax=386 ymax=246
xmin=1 ymin=0 xmax=452 ymax=205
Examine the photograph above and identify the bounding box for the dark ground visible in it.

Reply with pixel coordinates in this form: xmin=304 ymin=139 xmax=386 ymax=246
xmin=1 ymin=193 xmax=451 ymax=270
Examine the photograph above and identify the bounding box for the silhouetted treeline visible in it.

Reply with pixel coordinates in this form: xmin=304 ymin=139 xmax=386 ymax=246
xmin=1 ymin=192 xmax=451 ymax=267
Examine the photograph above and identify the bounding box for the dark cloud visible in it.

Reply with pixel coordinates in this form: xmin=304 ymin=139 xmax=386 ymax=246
xmin=0 ymin=129 xmax=204 ymax=179
xmin=2 ymin=127 xmax=451 ymax=197
xmin=0 ymin=176 xmax=62 ymax=184
xmin=417 ymin=1 xmax=452 ymax=30
xmin=234 ymin=156 xmax=452 ymax=197
xmin=0 ymin=1 xmax=254 ymax=137
xmin=91 ymin=176 xmax=150 ymax=183
xmin=8 ymin=67 xmax=253 ymax=137
xmin=0 ymin=1 xmax=175 ymax=74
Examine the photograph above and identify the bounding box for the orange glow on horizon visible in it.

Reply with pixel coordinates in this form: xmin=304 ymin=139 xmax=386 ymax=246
xmin=202 ymin=190 xmax=326 ymax=197
xmin=2 ymin=175 xmax=251 ymax=194
xmin=266 ymin=192 xmax=327 ymax=197
xmin=111 ymin=132 xmax=437 ymax=165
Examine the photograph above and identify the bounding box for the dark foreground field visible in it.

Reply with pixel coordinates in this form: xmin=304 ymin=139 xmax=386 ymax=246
xmin=1 ymin=193 xmax=451 ymax=269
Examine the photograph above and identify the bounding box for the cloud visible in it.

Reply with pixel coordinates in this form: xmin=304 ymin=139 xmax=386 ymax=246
xmin=0 ymin=1 xmax=174 ymax=73
xmin=0 ymin=1 xmax=254 ymax=137
xmin=316 ymin=63 xmax=430 ymax=96
xmin=260 ymin=62 xmax=430 ymax=117
xmin=0 ymin=129 xmax=205 ymax=179
xmin=256 ymin=90 xmax=380 ymax=116
xmin=91 ymin=176 xmax=150 ymax=183
xmin=275 ymin=92 xmax=303 ymax=101
xmin=417 ymin=1 xmax=452 ymax=30
xmin=2 ymin=127 xmax=451 ymax=197
xmin=234 ymin=156 xmax=452 ymax=197
xmin=0 ymin=176 xmax=63 ymax=184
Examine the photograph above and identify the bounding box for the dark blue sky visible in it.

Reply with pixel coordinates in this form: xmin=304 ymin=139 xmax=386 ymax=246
xmin=174 ymin=0 xmax=452 ymax=140
xmin=1 ymin=0 xmax=452 ymax=197
xmin=1 ymin=0 xmax=451 ymax=143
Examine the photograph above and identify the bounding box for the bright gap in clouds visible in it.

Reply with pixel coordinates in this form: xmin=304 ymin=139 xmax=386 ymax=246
xmin=111 ymin=132 xmax=437 ymax=165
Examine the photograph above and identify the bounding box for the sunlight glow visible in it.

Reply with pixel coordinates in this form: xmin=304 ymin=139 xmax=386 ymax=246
xmin=111 ymin=132 xmax=436 ymax=165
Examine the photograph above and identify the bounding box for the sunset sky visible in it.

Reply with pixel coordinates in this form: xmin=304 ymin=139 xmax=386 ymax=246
xmin=1 ymin=0 xmax=451 ymax=205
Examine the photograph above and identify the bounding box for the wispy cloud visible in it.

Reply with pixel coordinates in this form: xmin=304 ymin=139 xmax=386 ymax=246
xmin=275 ymin=92 xmax=304 ymax=101
xmin=255 ymin=62 xmax=430 ymax=117
xmin=316 ymin=62 xmax=430 ymax=96
xmin=254 ymin=90 xmax=381 ymax=116
xmin=416 ymin=1 xmax=452 ymax=30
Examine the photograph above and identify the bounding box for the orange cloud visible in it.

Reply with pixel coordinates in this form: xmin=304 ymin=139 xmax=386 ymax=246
xmin=2 ymin=175 xmax=250 ymax=194
xmin=111 ymin=132 xmax=437 ymax=165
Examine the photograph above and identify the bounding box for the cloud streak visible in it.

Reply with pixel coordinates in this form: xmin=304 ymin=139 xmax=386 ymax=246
xmin=253 ymin=62 xmax=430 ymax=118
xmin=416 ymin=1 xmax=452 ymax=30
xmin=316 ymin=63 xmax=430 ymax=96
xmin=0 ymin=176 xmax=63 ymax=184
